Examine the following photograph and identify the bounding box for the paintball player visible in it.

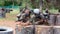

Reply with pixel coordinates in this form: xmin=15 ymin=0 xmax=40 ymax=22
xmin=16 ymin=8 xmax=32 ymax=33
xmin=30 ymin=9 xmax=45 ymax=25
xmin=43 ymin=8 xmax=50 ymax=20
xmin=43 ymin=8 xmax=50 ymax=25
xmin=17 ymin=9 xmax=32 ymax=26
xmin=1 ymin=8 xmax=6 ymax=18
xmin=43 ymin=8 xmax=50 ymax=22
xmin=30 ymin=8 xmax=49 ymax=25
xmin=16 ymin=8 xmax=34 ymax=34
xmin=16 ymin=8 xmax=24 ymax=21
xmin=16 ymin=7 xmax=28 ymax=22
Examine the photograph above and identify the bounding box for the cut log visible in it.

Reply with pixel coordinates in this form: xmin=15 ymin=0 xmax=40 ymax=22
xmin=56 ymin=15 xmax=60 ymax=25
xmin=35 ymin=25 xmax=53 ymax=34
xmin=48 ymin=14 xmax=56 ymax=25
xmin=53 ymin=26 xmax=60 ymax=34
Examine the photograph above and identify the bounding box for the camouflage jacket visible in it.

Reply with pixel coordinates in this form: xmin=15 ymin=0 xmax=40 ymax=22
xmin=30 ymin=14 xmax=44 ymax=25
xmin=19 ymin=13 xmax=31 ymax=23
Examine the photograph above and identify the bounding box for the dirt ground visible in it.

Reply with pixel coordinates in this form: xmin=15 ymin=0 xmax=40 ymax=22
xmin=0 ymin=19 xmax=32 ymax=34
xmin=0 ymin=20 xmax=16 ymax=34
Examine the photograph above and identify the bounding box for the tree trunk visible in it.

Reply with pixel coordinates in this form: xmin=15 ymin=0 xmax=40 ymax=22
xmin=39 ymin=0 xmax=43 ymax=12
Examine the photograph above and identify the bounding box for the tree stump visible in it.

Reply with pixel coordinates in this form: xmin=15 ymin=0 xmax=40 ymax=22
xmin=35 ymin=25 xmax=53 ymax=34
xmin=48 ymin=14 xmax=56 ymax=25
xmin=16 ymin=25 xmax=34 ymax=34
xmin=53 ymin=26 xmax=60 ymax=34
xmin=56 ymin=15 xmax=60 ymax=25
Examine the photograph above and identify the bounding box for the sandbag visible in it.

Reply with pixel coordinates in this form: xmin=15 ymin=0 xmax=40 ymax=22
xmin=0 ymin=26 xmax=13 ymax=34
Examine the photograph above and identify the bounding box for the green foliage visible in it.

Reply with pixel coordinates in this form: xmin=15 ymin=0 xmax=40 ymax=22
xmin=4 ymin=1 xmax=13 ymax=6
xmin=0 ymin=1 xmax=4 ymax=6
xmin=0 ymin=0 xmax=60 ymax=9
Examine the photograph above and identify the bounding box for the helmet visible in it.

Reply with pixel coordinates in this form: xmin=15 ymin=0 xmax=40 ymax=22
xmin=33 ymin=9 xmax=40 ymax=14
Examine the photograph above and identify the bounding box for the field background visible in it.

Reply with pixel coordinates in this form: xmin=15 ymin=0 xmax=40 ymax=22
xmin=0 ymin=8 xmax=58 ymax=34
xmin=0 ymin=0 xmax=59 ymax=34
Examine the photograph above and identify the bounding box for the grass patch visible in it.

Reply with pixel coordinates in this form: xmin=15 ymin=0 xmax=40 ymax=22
xmin=0 ymin=9 xmax=20 ymax=21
